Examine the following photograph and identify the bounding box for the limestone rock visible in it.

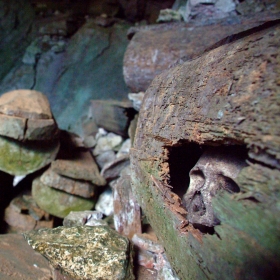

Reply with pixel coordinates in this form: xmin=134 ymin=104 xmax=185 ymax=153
xmin=93 ymin=132 xmax=123 ymax=156
xmin=24 ymin=226 xmax=135 ymax=280
xmin=32 ymin=177 xmax=95 ymax=218
xmin=123 ymin=12 xmax=280 ymax=92
xmin=0 ymin=234 xmax=52 ymax=280
xmin=128 ymin=92 xmax=145 ymax=111
xmin=0 ymin=90 xmax=59 ymax=141
xmin=116 ymin=138 xmax=131 ymax=158
xmin=40 ymin=168 xmax=96 ymax=198
xmin=96 ymin=150 xmax=116 ymax=169
xmin=101 ymin=155 xmax=130 ymax=181
xmin=130 ymin=22 xmax=280 ymax=279
xmin=113 ymin=166 xmax=141 ymax=239
xmin=157 ymin=9 xmax=182 ymax=23
xmin=4 ymin=194 xmax=53 ymax=233
xmin=63 ymin=210 xmax=105 ymax=227
xmin=51 ymin=150 xmax=106 ymax=186
xmin=95 ymin=188 xmax=114 ymax=216
xmin=0 ymin=135 xmax=59 ymax=176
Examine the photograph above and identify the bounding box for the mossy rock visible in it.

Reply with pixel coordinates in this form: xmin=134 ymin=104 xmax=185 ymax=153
xmin=0 ymin=135 xmax=59 ymax=176
xmin=32 ymin=177 xmax=95 ymax=218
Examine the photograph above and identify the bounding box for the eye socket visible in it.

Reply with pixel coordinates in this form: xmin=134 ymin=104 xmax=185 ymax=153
xmin=189 ymin=169 xmax=205 ymax=189
xmin=217 ymin=175 xmax=240 ymax=193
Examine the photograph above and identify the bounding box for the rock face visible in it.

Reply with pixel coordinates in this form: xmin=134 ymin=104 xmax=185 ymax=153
xmin=123 ymin=12 xmax=280 ymax=92
xmin=24 ymin=226 xmax=134 ymax=280
xmin=131 ymin=22 xmax=280 ymax=279
xmin=0 ymin=0 xmax=34 ymax=80
xmin=0 ymin=19 xmax=131 ymax=135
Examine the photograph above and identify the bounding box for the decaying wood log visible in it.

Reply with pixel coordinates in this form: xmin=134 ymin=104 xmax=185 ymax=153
xmin=124 ymin=12 xmax=280 ymax=92
xmin=131 ymin=20 xmax=280 ymax=279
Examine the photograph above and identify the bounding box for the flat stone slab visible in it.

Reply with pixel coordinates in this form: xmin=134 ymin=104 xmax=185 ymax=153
xmin=0 ymin=234 xmax=52 ymax=280
xmin=101 ymin=155 xmax=130 ymax=181
xmin=51 ymin=150 xmax=106 ymax=186
xmin=32 ymin=177 xmax=95 ymax=218
xmin=0 ymin=89 xmax=52 ymax=119
xmin=4 ymin=194 xmax=53 ymax=233
xmin=0 ymin=90 xmax=59 ymax=140
xmin=24 ymin=226 xmax=135 ymax=280
xmin=40 ymin=167 xmax=96 ymax=198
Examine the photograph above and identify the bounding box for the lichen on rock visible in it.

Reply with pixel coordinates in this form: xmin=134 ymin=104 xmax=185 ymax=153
xmin=24 ymin=226 xmax=134 ymax=280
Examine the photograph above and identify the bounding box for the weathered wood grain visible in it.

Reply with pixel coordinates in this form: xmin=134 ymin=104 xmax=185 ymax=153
xmin=131 ymin=21 xmax=280 ymax=279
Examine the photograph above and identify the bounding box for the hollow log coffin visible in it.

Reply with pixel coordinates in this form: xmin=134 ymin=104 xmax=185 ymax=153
xmin=130 ymin=21 xmax=280 ymax=279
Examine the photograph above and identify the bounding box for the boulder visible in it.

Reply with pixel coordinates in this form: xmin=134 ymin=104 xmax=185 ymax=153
xmin=123 ymin=12 xmax=280 ymax=92
xmin=24 ymin=226 xmax=134 ymax=280
xmin=130 ymin=22 xmax=280 ymax=279
xmin=32 ymin=177 xmax=95 ymax=218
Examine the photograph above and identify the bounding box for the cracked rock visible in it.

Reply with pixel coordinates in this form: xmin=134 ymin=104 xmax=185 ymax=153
xmin=0 ymin=89 xmax=59 ymax=140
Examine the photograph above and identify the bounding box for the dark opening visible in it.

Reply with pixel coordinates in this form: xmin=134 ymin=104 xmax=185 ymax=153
xmin=167 ymin=143 xmax=203 ymax=199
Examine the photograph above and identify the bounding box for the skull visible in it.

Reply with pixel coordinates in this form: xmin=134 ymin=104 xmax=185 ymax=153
xmin=183 ymin=146 xmax=247 ymax=228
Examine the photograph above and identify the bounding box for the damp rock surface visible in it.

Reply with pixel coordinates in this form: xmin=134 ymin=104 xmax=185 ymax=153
xmin=32 ymin=177 xmax=95 ymax=218
xmin=0 ymin=135 xmax=59 ymax=176
xmin=24 ymin=226 xmax=134 ymax=280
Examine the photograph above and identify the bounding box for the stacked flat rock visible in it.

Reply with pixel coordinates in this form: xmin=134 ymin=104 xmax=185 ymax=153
xmin=0 ymin=89 xmax=59 ymax=176
xmin=4 ymin=193 xmax=53 ymax=233
xmin=32 ymin=131 xmax=105 ymax=218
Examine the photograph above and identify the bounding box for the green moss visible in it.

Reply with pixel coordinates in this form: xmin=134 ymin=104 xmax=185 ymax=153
xmin=32 ymin=178 xmax=95 ymax=218
xmin=0 ymin=135 xmax=59 ymax=176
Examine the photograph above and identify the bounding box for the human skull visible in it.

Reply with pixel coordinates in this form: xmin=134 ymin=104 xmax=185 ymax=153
xmin=183 ymin=146 xmax=247 ymax=228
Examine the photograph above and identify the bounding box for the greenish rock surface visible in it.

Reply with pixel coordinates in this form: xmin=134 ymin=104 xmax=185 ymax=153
xmin=0 ymin=0 xmax=34 ymax=80
xmin=24 ymin=226 xmax=134 ymax=280
xmin=0 ymin=136 xmax=59 ymax=176
xmin=0 ymin=19 xmax=131 ymax=136
xmin=32 ymin=177 xmax=95 ymax=218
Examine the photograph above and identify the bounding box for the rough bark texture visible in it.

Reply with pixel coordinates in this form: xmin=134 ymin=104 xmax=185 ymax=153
xmin=131 ymin=21 xmax=280 ymax=279
xmin=123 ymin=12 xmax=280 ymax=92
